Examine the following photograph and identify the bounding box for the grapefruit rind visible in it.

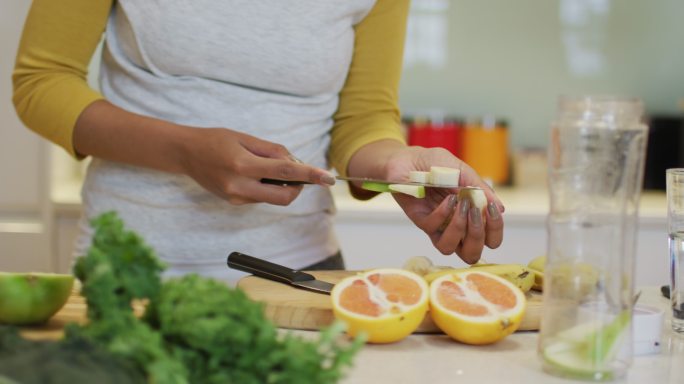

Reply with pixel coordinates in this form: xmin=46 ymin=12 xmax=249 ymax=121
xmin=429 ymin=270 xmax=526 ymax=345
xmin=331 ymin=268 xmax=429 ymax=344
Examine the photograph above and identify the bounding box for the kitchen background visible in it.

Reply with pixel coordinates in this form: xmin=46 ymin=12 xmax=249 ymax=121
xmin=1 ymin=1 xmax=683 ymax=282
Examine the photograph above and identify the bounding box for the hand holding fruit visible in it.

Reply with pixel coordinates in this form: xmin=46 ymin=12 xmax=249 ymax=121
xmin=383 ymin=146 xmax=505 ymax=264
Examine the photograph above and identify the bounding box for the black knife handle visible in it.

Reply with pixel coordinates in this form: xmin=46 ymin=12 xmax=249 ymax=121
xmin=227 ymin=251 xmax=315 ymax=284
xmin=661 ymin=285 xmax=670 ymax=299
xmin=260 ymin=178 xmax=312 ymax=186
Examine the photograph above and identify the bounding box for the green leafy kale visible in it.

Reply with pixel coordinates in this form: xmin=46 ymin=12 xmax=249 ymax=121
xmin=73 ymin=211 xmax=165 ymax=319
xmin=68 ymin=212 xmax=187 ymax=383
xmin=146 ymin=275 xmax=363 ymax=384
xmin=68 ymin=211 xmax=362 ymax=384
xmin=0 ymin=326 xmax=146 ymax=384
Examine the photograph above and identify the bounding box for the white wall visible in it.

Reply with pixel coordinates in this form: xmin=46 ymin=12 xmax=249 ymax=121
xmin=0 ymin=1 xmax=53 ymax=272
xmin=401 ymin=0 xmax=684 ymax=149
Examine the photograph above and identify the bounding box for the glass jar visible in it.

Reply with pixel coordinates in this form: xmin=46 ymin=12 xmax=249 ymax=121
xmin=539 ymin=95 xmax=648 ymax=381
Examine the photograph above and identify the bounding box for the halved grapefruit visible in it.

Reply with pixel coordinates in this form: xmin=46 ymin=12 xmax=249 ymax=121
xmin=331 ymin=268 xmax=429 ymax=344
xmin=429 ymin=270 xmax=526 ymax=345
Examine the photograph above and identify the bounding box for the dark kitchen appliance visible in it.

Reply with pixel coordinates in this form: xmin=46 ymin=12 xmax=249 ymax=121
xmin=643 ymin=115 xmax=684 ymax=190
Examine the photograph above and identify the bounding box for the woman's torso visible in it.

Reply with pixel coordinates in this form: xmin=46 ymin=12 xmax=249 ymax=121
xmin=76 ymin=0 xmax=377 ymax=284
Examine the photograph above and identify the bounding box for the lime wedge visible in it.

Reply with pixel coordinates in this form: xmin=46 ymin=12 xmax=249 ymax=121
xmin=543 ymin=340 xmax=615 ymax=381
xmin=542 ymin=310 xmax=630 ymax=381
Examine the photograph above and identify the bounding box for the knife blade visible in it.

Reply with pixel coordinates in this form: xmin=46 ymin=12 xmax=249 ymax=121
xmin=336 ymin=176 xmax=483 ymax=190
xmin=227 ymin=251 xmax=335 ymax=294
xmin=260 ymin=176 xmax=482 ymax=190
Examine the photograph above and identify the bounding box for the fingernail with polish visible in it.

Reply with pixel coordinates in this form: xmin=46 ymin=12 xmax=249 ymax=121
xmin=469 ymin=207 xmax=482 ymax=226
xmin=487 ymin=202 xmax=500 ymax=219
xmin=320 ymin=173 xmax=336 ymax=186
xmin=447 ymin=194 xmax=457 ymax=210
xmin=459 ymin=199 xmax=470 ymax=218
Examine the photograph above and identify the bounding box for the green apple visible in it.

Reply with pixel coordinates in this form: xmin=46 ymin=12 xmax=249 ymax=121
xmin=361 ymin=181 xmax=391 ymax=193
xmin=0 ymin=272 xmax=74 ymax=325
xmin=429 ymin=166 xmax=460 ymax=186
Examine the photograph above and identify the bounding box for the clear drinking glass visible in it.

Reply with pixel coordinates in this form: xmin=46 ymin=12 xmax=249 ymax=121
xmin=666 ymin=168 xmax=684 ymax=333
xmin=539 ymin=96 xmax=648 ymax=381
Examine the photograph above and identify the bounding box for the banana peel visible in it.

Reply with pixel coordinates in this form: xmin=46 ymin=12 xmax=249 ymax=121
xmin=402 ymin=256 xmax=544 ymax=293
xmin=402 ymin=256 xmax=451 ymax=277
xmin=529 ymin=269 xmax=544 ymax=291
xmin=547 ymin=262 xmax=600 ymax=300
xmin=527 ymin=255 xmax=546 ymax=292
xmin=423 ymin=264 xmax=536 ymax=293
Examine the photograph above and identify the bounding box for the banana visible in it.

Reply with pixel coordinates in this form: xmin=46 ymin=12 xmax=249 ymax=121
xmin=423 ymin=264 xmax=535 ymax=293
xmin=529 ymin=269 xmax=544 ymax=291
xmin=402 ymin=256 xmax=437 ymax=277
xmin=527 ymin=255 xmax=546 ymax=291
xmin=527 ymin=255 xmax=546 ymax=272
xmin=469 ymin=264 xmax=536 ymax=293
xmin=547 ymin=262 xmax=599 ymax=300
xmin=403 ymin=256 xmax=453 ymax=277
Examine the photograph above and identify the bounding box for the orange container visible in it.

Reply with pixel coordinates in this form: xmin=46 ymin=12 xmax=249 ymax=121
xmin=462 ymin=119 xmax=510 ymax=185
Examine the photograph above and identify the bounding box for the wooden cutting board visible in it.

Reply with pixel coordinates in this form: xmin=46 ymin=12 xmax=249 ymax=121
xmin=15 ymin=289 xmax=86 ymax=341
xmin=16 ymin=288 xmax=145 ymax=341
xmin=237 ymin=270 xmax=542 ymax=333
xmin=16 ymin=271 xmax=540 ymax=341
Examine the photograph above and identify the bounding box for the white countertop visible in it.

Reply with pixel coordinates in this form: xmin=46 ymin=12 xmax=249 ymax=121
xmin=290 ymin=287 xmax=682 ymax=384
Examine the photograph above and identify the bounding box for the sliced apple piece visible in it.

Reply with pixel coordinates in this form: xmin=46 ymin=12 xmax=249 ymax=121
xmin=389 ymin=184 xmax=426 ymax=198
xmin=429 ymin=166 xmax=460 ymax=186
xmin=361 ymin=181 xmax=391 ymax=193
xmin=409 ymin=171 xmax=431 ymax=184
xmin=457 ymin=187 xmax=487 ymax=211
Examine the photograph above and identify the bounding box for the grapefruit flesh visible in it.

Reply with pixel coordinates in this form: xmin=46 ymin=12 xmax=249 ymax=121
xmin=429 ymin=270 xmax=526 ymax=345
xmin=331 ymin=269 xmax=428 ymax=344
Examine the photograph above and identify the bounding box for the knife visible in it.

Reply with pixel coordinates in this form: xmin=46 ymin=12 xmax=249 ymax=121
xmin=336 ymin=176 xmax=483 ymax=190
xmin=261 ymin=176 xmax=482 ymax=190
xmin=227 ymin=251 xmax=335 ymax=294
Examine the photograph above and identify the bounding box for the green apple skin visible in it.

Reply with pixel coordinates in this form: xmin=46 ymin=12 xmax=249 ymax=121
xmin=0 ymin=273 xmax=74 ymax=325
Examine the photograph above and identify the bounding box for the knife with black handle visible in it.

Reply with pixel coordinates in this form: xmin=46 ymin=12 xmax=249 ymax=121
xmin=227 ymin=251 xmax=335 ymax=294
xmin=662 ymin=285 xmax=670 ymax=299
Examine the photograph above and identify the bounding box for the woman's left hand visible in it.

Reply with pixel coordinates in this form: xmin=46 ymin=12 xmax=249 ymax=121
xmin=347 ymin=141 xmax=505 ymax=264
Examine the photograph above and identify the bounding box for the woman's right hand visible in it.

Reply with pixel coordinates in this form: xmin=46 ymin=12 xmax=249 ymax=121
xmin=179 ymin=127 xmax=336 ymax=205
xmin=74 ymin=101 xmax=333 ymax=206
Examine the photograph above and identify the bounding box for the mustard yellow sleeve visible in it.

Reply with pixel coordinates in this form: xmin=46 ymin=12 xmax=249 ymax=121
xmin=12 ymin=0 xmax=112 ymax=158
xmin=328 ymin=0 xmax=410 ymax=176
